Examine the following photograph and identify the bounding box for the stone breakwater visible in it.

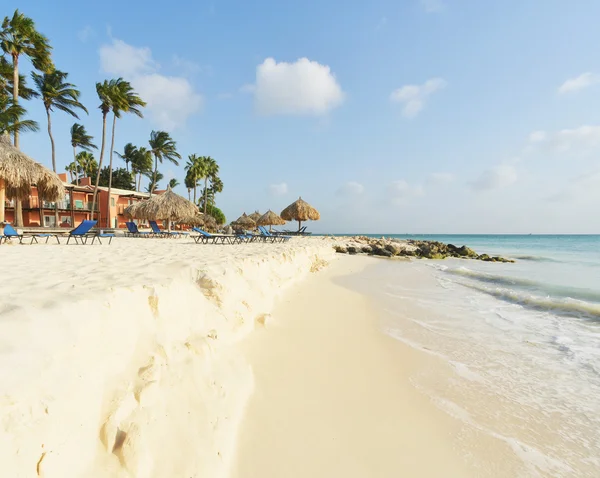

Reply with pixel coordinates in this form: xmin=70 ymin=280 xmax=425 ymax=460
xmin=333 ymin=236 xmax=514 ymax=262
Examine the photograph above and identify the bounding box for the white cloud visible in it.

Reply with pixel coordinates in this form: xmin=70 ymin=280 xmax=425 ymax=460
xmin=77 ymin=26 xmax=94 ymax=42
xmin=420 ymin=0 xmax=445 ymax=13
xmin=558 ymin=73 xmax=600 ymax=94
xmin=250 ymin=57 xmax=344 ymax=116
xmin=336 ymin=181 xmax=365 ymax=196
xmin=529 ymin=130 xmax=547 ymax=143
xmin=390 ymin=78 xmax=446 ymax=118
xmin=387 ymin=180 xmax=424 ymax=205
xmin=172 ymin=55 xmax=204 ymax=75
xmin=471 ymin=164 xmax=517 ymax=191
xmin=269 ymin=182 xmax=288 ymax=196
xmin=429 ymin=172 xmax=455 ymax=184
xmin=529 ymin=125 xmax=600 ymax=154
xmin=99 ymin=38 xmax=203 ymax=130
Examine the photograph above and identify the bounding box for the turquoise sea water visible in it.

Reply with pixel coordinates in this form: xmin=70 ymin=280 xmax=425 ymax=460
xmin=343 ymin=235 xmax=600 ymax=476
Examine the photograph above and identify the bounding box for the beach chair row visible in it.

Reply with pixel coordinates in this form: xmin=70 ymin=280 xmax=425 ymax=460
xmin=193 ymin=226 xmax=291 ymax=244
xmin=125 ymin=221 xmax=189 ymax=238
xmin=0 ymin=220 xmax=114 ymax=245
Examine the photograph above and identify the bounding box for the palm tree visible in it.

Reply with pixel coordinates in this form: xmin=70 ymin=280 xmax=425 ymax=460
xmin=1 ymin=9 xmax=53 ymax=227
xmin=209 ymin=176 xmax=223 ymax=205
xmin=145 ymin=170 xmax=164 ymax=193
xmin=184 ymin=169 xmax=195 ymax=201
xmin=70 ymin=123 xmax=96 ymax=184
xmin=66 ymin=162 xmax=77 ymax=183
xmin=202 ymin=156 xmax=219 ymax=215
xmin=0 ymin=96 xmax=38 ymax=135
xmin=106 ymin=80 xmax=145 ymax=227
xmin=76 ymin=151 xmax=97 ymax=180
xmin=90 ymin=79 xmax=117 ymax=220
xmin=32 ymin=69 xmax=87 ymax=225
xmin=1 ymin=9 xmax=53 ymax=148
xmin=114 ymin=142 xmax=137 ymax=172
xmin=168 ymin=178 xmax=180 ymax=189
xmin=32 ymin=70 xmax=87 ymax=171
xmin=131 ymin=146 xmax=153 ymax=191
xmin=184 ymin=153 xmax=205 ymax=203
xmin=148 ymin=130 xmax=180 ymax=193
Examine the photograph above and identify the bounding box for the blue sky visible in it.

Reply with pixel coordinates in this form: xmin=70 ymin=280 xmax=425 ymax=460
xmin=5 ymin=0 xmax=600 ymax=233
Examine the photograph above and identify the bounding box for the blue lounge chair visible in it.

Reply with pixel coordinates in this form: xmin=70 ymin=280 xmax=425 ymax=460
xmin=192 ymin=227 xmax=236 ymax=244
xmin=259 ymin=226 xmax=290 ymax=242
xmin=125 ymin=221 xmax=151 ymax=238
xmin=66 ymin=220 xmax=114 ymax=245
xmin=0 ymin=224 xmax=60 ymax=245
xmin=149 ymin=220 xmax=179 ymax=238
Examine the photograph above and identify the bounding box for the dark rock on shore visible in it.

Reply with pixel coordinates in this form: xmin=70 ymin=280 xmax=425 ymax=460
xmin=332 ymin=236 xmax=514 ymax=263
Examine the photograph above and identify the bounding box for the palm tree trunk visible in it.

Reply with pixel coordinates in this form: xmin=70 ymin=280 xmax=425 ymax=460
xmin=12 ymin=54 xmax=19 ymax=149
xmin=188 ymin=189 xmax=191 ymax=201
xmin=137 ymin=173 xmax=142 ymax=192
xmin=193 ymin=184 xmax=197 ymax=204
xmin=11 ymin=54 xmax=24 ymax=227
xmin=46 ymin=108 xmax=59 ymax=228
xmin=203 ymin=177 xmax=208 ymax=215
xmin=106 ymin=114 xmax=117 ymax=228
xmin=152 ymin=156 xmax=158 ymax=193
xmin=73 ymin=145 xmax=79 ymax=185
xmin=152 ymin=155 xmax=158 ymax=192
xmin=91 ymin=112 xmax=107 ymax=222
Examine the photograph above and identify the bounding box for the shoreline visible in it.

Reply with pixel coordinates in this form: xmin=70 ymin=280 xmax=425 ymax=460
xmin=231 ymin=255 xmax=475 ymax=477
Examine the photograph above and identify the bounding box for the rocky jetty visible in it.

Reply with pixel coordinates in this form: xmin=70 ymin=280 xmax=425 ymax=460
xmin=332 ymin=236 xmax=514 ymax=262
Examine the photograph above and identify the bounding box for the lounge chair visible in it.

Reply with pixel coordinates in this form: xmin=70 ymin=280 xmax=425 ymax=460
xmin=125 ymin=221 xmax=152 ymax=238
xmin=192 ymin=227 xmax=236 ymax=244
xmin=0 ymin=224 xmax=60 ymax=245
xmin=149 ymin=220 xmax=179 ymax=238
xmin=259 ymin=226 xmax=291 ymax=243
xmin=66 ymin=220 xmax=114 ymax=245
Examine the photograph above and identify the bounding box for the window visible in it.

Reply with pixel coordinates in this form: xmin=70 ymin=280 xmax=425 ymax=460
xmin=60 ymin=216 xmax=72 ymax=226
xmin=111 ymin=198 xmax=115 ymax=207
xmin=44 ymin=215 xmax=56 ymax=227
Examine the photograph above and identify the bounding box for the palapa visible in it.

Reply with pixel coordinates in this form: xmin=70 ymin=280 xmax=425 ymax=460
xmin=179 ymin=211 xmax=206 ymax=226
xmin=280 ymin=197 xmax=320 ymax=232
xmin=123 ymin=186 xmax=197 ymax=231
xmin=0 ymin=132 xmax=66 ymax=224
xmin=248 ymin=211 xmax=262 ymax=222
xmin=203 ymin=214 xmax=217 ymax=231
xmin=257 ymin=209 xmax=286 ymax=231
xmin=233 ymin=212 xmax=256 ymax=229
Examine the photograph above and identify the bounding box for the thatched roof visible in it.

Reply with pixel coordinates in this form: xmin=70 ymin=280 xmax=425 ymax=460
xmin=204 ymin=215 xmax=217 ymax=231
xmin=180 ymin=211 xmax=206 ymax=226
xmin=0 ymin=133 xmax=65 ymax=201
xmin=124 ymin=186 xmax=197 ymax=221
xmin=257 ymin=209 xmax=286 ymax=226
xmin=248 ymin=211 xmax=262 ymax=222
xmin=233 ymin=212 xmax=256 ymax=228
xmin=280 ymin=197 xmax=320 ymax=222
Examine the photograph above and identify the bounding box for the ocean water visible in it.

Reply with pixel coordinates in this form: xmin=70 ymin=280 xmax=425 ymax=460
xmin=344 ymin=235 xmax=600 ymax=477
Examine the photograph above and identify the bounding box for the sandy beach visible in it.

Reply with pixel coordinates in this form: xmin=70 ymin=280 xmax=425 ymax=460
xmin=231 ymin=254 xmax=473 ymax=477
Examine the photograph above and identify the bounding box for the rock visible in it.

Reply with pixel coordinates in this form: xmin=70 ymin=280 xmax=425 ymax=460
xmin=361 ymin=245 xmax=373 ymax=254
xmin=372 ymin=247 xmax=393 ymax=257
xmin=478 ymin=254 xmax=490 ymax=261
xmin=347 ymin=246 xmax=358 ymax=254
xmin=334 ymin=245 xmax=347 ymax=254
xmin=456 ymin=245 xmax=478 ymax=258
xmin=384 ymin=243 xmax=401 ymax=256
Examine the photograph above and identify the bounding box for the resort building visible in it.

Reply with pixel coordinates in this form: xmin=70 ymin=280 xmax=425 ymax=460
xmin=2 ymin=174 xmax=151 ymax=228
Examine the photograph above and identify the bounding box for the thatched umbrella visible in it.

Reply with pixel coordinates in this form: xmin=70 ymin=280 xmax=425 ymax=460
xmin=280 ymin=197 xmax=320 ymax=232
xmin=248 ymin=210 xmax=262 ymax=223
xmin=204 ymin=215 xmax=217 ymax=231
xmin=233 ymin=212 xmax=256 ymax=230
xmin=123 ymin=186 xmax=197 ymax=231
xmin=0 ymin=133 xmax=65 ymax=224
xmin=179 ymin=211 xmax=206 ymax=227
xmin=257 ymin=209 xmax=286 ymax=231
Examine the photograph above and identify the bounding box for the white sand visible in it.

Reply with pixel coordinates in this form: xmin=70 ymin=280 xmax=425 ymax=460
xmin=231 ymin=255 xmax=474 ymax=477
xmin=0 ymin=236 xmax=336 ymax=477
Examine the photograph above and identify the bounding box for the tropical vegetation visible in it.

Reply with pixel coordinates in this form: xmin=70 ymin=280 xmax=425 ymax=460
xmin=1 ymin=8 xmax=226 ymax=228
